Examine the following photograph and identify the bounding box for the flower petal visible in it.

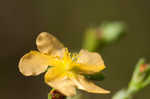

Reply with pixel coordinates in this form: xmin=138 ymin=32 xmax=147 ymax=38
xmin=71 ymin=74 xmax=110 ymax=94
xmin=76 ymin=49 xmax=105 ymax=74
xmin=78 ymin=49 xmax=104 ymax=66
xmin=36 ymin=32 xmax=64 ymax=54
xmin=19 ymin=51 xmax=55 ymax=76
xmin=45 ymin=67 xmax=63 ymax=81
xmin=45 ymin=70 xmax=76 ymax=96
xmin=50 ymin=48 xmax=66 ymax=59
xmin=74 ymin=64 xmax=105 ymax=74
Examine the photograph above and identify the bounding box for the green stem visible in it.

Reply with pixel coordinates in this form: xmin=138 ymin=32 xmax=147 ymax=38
xmin=82 ymin=28 xmax=103 ymax=52
xmin=112 ymin=58 xmax=149 ymax=99
xmin=48 ymin=93 xmax=52 ymax=99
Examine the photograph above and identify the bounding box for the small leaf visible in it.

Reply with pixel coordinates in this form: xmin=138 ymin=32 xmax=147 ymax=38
xmin=84 ymin=72 xmax=105 ymax=81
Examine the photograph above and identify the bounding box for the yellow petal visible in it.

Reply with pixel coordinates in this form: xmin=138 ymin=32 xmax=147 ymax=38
xmin=76 ymin=49 xmax=105 ymax=74
xmin=36 ymin=32 xmax=64 ymax=54
xmin=71 ymin=74 xmax=110 ymax=94
xmin=45 ymin=67 xmax=63 ymax=81
xmin=50 ymin=48 xmax=66 ymax=59
xmin=74 ymin=64 xmax=105 ymax=74
xmin=45 ymin=71 xmax=76 ymax=96
xmin=78 ymin=49 xmax=104 ymax=66
xmin=19 ymin=51 xmax=55 ymax=76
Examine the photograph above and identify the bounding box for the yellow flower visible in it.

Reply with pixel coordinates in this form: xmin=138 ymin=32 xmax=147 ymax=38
xmin=18 ymin=32 xmax=110 ymax=96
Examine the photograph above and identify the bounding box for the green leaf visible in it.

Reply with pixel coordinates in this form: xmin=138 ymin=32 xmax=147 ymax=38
xmin=84 ymin=72 xmax=105 ymax=81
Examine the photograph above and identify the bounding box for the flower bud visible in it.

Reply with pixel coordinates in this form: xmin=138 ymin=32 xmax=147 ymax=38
xmin=82 ymin=21 xmax=126 ymax=51
xmin=129 ymin=58 xmax=150 ymax=91
xmin=99 ymin=21 xmax=126 ymax=44
xmin=48 ymin=89 xmax=66 ymax=99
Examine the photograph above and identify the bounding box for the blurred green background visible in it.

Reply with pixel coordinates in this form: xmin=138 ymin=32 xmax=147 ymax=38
xmin=0 ymin=0 xmax=150 ymax=99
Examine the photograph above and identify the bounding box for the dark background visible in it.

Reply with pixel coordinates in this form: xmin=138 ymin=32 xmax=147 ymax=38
xmin=0 ymin=0 xmax=150 ymax=99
